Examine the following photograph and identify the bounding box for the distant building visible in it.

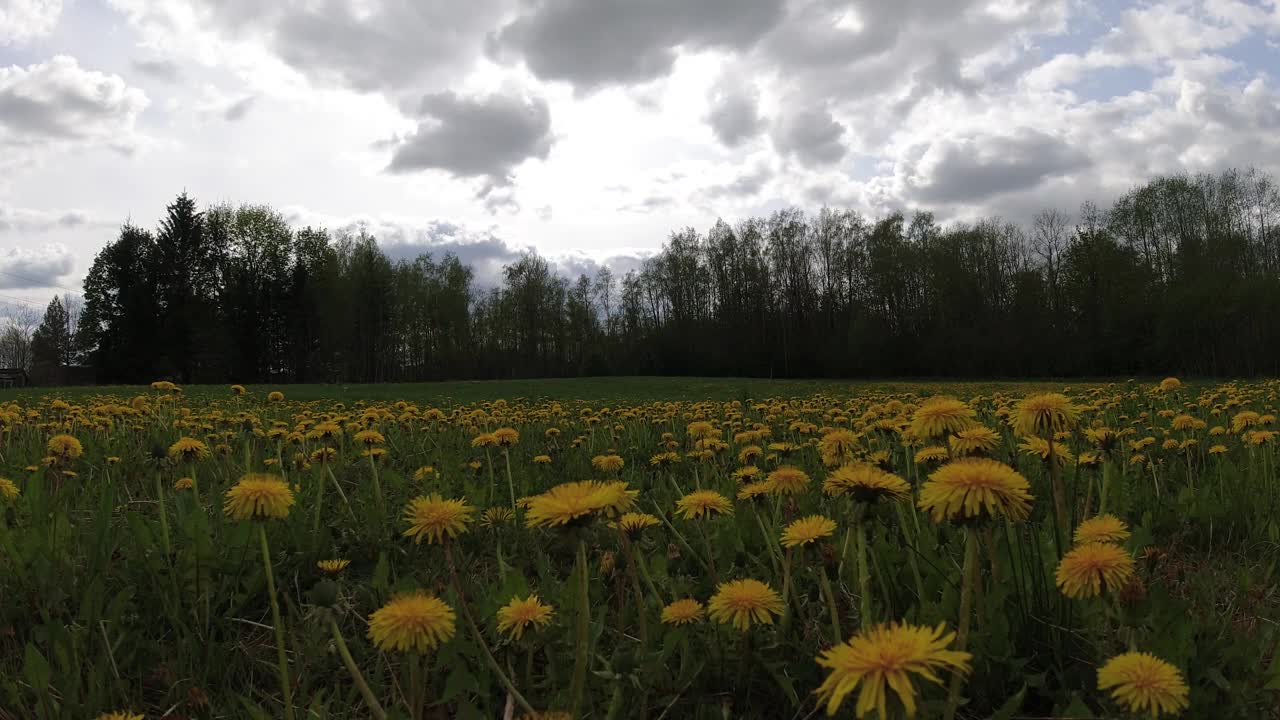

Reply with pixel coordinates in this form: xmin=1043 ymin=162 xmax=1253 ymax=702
xmin=0 ymin=368 xmax=29 ymax=388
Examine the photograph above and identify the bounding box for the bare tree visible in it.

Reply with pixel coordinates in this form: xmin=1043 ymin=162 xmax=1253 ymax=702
xmin=1032 ymin=209 xmax=1070 ymax=313
xmin=0 ymin=305 xmax=40 ymax=370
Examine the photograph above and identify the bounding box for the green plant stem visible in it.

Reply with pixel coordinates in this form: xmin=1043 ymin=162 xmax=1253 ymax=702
xmin=329 ymin=617 xmax=387 ymax=720
xmin=855 ymin=509 xmax=871 ymax=627
xmin=895 ymin=502 xmax=927 ymax=606
xmin=943 ymin=526 xmax=980 ymax=720
xmin=443 ymin=545 xmax=537 ymax=716
xmin=257 ymin=523 xmax=295 ymax=720
xmin=367 ymin=454 xmax=385 ymax=521
xmin=779 ymin=546 xmax=794 ymax=631
xmin=570 ymin=539 xmax=591 ymax=719
xmin=817 ymin=561 xmax=842 ymax=643
xmin=312 ymin=463 xmax=327 ymax=550
xmin=155 ymin=472 xmax=171 ymax=556
xmin=502 ymin=448 xmax=517 ymax=509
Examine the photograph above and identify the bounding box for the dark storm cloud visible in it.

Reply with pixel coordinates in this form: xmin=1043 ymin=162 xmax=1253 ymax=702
xmin=488 ymin=0 xmax=785 ymax=90
xmin=386 ymin=90 xmax=554 ymax=186
xmin=770 ymin=105 xmax=846 ymax=165
xmin=910 ymin=130 xmax=1092 ymax=205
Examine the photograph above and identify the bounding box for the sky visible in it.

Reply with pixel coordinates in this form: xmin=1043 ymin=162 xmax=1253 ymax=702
xmin=2 ymin=0 xmax=1280 ymax=313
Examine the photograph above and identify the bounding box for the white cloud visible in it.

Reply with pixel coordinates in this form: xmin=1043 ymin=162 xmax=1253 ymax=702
xmin=0 ymin=0 xmax=61 ymax=45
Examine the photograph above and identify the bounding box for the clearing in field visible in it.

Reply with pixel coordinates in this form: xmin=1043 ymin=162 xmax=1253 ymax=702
xmin=1 ymin=377 xmax=1278 ymax=719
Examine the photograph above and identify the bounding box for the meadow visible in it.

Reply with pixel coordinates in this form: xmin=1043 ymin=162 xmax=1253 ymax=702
xmin=1 ymin=377 xmax=1278 ymax=719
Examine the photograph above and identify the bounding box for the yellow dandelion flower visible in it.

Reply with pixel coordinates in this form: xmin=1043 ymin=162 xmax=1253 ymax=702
xmin=781 ymin=515 xmax=837 ymax=548
xmin=481 ymin=506 xmax=516 ymax=527
xmin=1074 ymin=514 xmax=1130 ymax=544
xmin=765 ymin=465 xmax=810 ymax=495
xmin=318 ymin=559 xmax=351 ymax=575
xmin=592 ymin=454 xmax=625 ymax=473
xmin=737 ymin=480 xmax=773 ymax=501
xmin=95 ymin=712 xmax=145 ymax=720
xmin=1011 ymin=393 xmax=1079 ymax=438
xmin=471 ymin=432 xmax=497 ymax=448
xmin=524 ymin=480 xmax=638 ymax=528
xmin=661 ymin=598 xmax=705 ymax=625
xmin=675 ymin=490 xmax=733 ymax=520
xmin=948 ymin=425 xmax=1000 ymax=456
xmin=231 ymin=384 xmax=247 ymax=395
xmin=707 ymin=579 xmax=783 ymax=631
xmin=1055 ymin=542 xmax=1136 ymax=599
xmin=1208 ymin=444 xmax=1228 ymax=455
xmin=223 ymin=473 xmax=294 ymax=520
xmin=493 ymin=427 xmax=520 ymax=447
xmin=267 ymin=391 xmax=285 ymax=402
xmin=402 ymin=494 xmax=474 ymax=544
xmin=913 ymin=446 xmax=949 ymax=464
xmin=649 ymin=451 xmax=682 ymax=466
xmin=918 ymin=458 xmax=1033 ymax=524
xmin=1018 ymin=435 xmax=1075 ymax=465
xmin=1097 ymin=652 xmax=1189 ymax=718
xmin=368 ymin=592 xmax=456 ymax=653
xmin=823 ymin=463 xmax=910 ymax=503
xmin=353 ymin=429 xmax=385 ymax=446
xmin=614 ymin=512 xmax=660 ymax=535
xmin=168 ymin=436 xmax=211 ymax=462
xmin=496 ymin=595 xmax=555 ymax=640
xmin=819 ymin=429 xmax=860 ymax=466
xmin=908 ymin=397 xmax=975 ymax=440
xmin=47 ymin=433 xmax=83 ymax=459
xmin=174 ymin=477 xmax=194 ymax=490
xmin=0 ymin=477 xmax=18 ymax=500
xmin=814 ymin=621 xmax=971 ymax=719
xmin=533 ymin=454 xmax=552 ymax=464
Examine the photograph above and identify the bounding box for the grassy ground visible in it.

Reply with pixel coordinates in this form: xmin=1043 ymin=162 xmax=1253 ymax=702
xmin=0 ymin=375 xmax=1127 ymax=405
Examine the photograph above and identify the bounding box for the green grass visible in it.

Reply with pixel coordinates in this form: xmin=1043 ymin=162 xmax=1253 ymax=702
xmin=0 ymin=375 xmax=1140 ymax=405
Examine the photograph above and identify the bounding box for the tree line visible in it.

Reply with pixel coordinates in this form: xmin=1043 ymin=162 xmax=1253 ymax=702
xmin=11 ymin=166 xmax=1280 ymax=385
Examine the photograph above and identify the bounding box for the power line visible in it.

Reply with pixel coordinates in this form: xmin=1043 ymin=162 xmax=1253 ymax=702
xmin=0 ymin=268 xmax=82 ymax=294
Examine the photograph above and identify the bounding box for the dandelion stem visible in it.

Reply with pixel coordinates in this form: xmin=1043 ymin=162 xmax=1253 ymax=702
xmin=444 ymin=544 xmax=537 ymax=716
xmin=154 ymin=471 xmax=171 ymax=556
xmin=257 ymin=524 xmax=295 ymax=720
xmin=855 ymin=510 xmax=872 ymax=627
xmin=817 ymin=560 xmax=842 ymax=643
xmin=943 ymin=526 xmax=979 ymax=720
xmin=330 ymin=617 xmax=386 ymax=720
xmin=570 ymin=538 xmax=591 ymax=719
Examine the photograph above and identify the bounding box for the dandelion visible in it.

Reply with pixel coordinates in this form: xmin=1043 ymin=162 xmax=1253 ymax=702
xmin=481 ymin=506 xmax=516 ymax=527
xmin=402 ymin=494 xmax=474 ymax=544
xmin=737 ymin=480 xmax=772 ymax=501
xmin=1011 ymin=393 xmax=1079 ymax=437
xmin=231 ymin=384 xmax=247 ymax=395
xmin=174 ymin=477 xmax=194 ymax=491
xmin=819 ymin=429 xmax=860 ymax=466
xmin=533 ymin=454 xmax=552 ymax=465
xmin=823 ymin=463 xmax=910 ymax=503
xmin=1018 ymin=435 xmax=1075 ymax=464
xmin=707 ymin=579 xmax=784 ymax=630
xmin=913 ymin=446 xmax=949 ymax=464
xmin=368 ymin=592 xmax=457 ymax=653
xmin=766 ymin=465 xmax=811 ymax=495
xmin=1097 ymin=652 xmax=1189 ymax=718
xmin=649 ymin=451 xmax=682 ymax=466
xmin=814 ymin=622 xmax=971 ymax=719
xmin=169 ymin=436 xmax=211 ymax=462
xmin=95 ymin=713 xmax=145 ymax=720
xmin=1055 ymin=542 xmax=1136 ymax=599
xmin=614 ymin=512 xmax=660 ymax=535
xmin=318 ymin=559 xmax=351 ymax=575
xmin=47 ymin=433 xmax=83 ymax=459
xmin=497 ymin=595 xmax=554 ymax=640
xmin=661 ymin=598 xmax=705 ymax=625
xmin=592 ymin=454 xmax=625 ymax=473
xmin=918 ymin=459 xmax=1033 ymax=524
xmin=1074 ymin=514 xmax=1130 ymax=544
xmin=908 ymin=397 xmax=975 ymax=440
xmin=493 ymin=427 xmax=520 ymax=446
xmin=675 ymin=490 xmax=733 ymax=520
xmin=781 ymin=515 xmax=837 ymax=548
xmin=1209 ymin=444 xmax=1228 ymax=455
xmin=524 ymin=480 xmax=638 ymax=528
xmin=0 ymin=477 xmax=18 ymax=500
xmin=267 ymin=391 xmax=285 ymax=402
xmin=948 ymin=426 xmax=1000 ymax=456
xmin=223 ymin=474 xmax=295 ymax=521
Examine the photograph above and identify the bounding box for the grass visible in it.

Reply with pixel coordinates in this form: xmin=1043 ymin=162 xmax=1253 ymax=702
xmin=1 ymin=376 xmax=1278 ymax=719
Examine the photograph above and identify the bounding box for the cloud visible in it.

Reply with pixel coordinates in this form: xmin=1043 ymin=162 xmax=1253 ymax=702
xmin=386 ymin=90 xmax=554 ymax=204
xmin=131 ymin=57 xmax=182 ymax=82
xmin=223 ymin=95 xmax=256 ymax=121
xmin=0 ymin=0 xmax=61 ymax=45
xmin=0 ymin=244 xmax=75 ymax=289
xmin=488 ymin=0 xmax=785 ymax=90
xmin=0 ymin=55 xmax=148 ymax=154
xmin=0 ymin=205 xmax=107 ymax=233
xmin=770 ymin=105 xmax=846 ymax=165
xmin=705 ymin=78 xmax=765 ymax=147
xmin=703 ymin=162 xmax=773 ymax=199
xmin=907 ymin=130 xmax=1091 ymax=205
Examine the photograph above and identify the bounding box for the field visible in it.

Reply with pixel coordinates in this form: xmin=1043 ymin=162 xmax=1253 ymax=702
xmin=1 ymin=377 xmax=1278 ymax=719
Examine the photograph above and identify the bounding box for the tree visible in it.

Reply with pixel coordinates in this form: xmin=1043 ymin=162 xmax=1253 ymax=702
xmin=31 ymin=296 xmax=72 ymax=384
